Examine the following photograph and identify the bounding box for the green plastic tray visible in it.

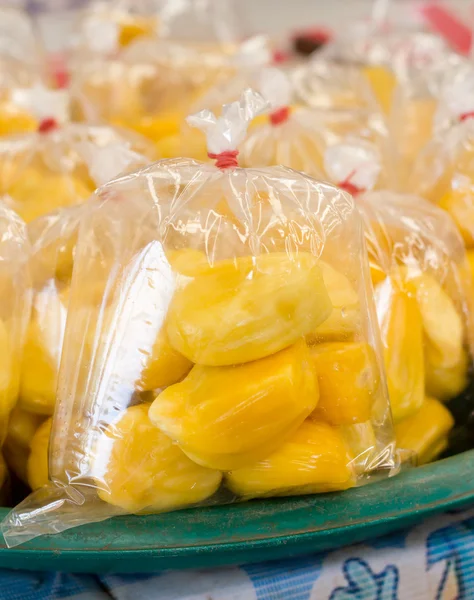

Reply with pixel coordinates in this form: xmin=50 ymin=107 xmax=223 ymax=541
xmin=0 ymin=449 xmax=473 ymax=572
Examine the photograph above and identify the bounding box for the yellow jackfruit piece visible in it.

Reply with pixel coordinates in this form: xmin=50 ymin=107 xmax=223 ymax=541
xmin=137 ymin=329 xmax=193 ymax=391
xmin=310 ymin=342 xmax=378 ymax=425
xmin=98 ymin=404 xmax=221 ymax=513
xmin=167 ymin=252 xmax=332 ymax=366
xmin=306 ymin=262 xmax=360 ymax=343
xmin=118 ymin=16 xmax=158 ymax=48
xmin=362 ymin=65 xmax=396 ymax=115
xmin=0 ymin=318 xmax=17 ymax=445
xmin=6 ymin=406 xmax=45 ymax=449
xmin=131 ymin=113 xmax=182 ymax=144
xmin=27 ymin=417 xmax=52 ymax=491
xmin=225 ymin=420 xmax=354 ymax=498
xmin=19 ymin=285 xmax=69 ymax=415
xmin=439 ymin=185 xmax=474 ymax=249
xmin=406 ymin=272 xmax=464 ymax=370
xmin=149 ymin=341 xmax=318 ymax=470
xmin=0 ymin=102 xmax=37 ymax=136
xmin=378 ymin=286 xmax=425 ymax=422
xmin=394 ymin=397 xmax=454 ymax=465
xmin=4 ymin=166 xmax=93 ymax=224
xmin=425 ymin=347 xmax=469 ymax=401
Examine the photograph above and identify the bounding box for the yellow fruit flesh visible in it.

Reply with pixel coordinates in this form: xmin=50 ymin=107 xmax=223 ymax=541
xmin=19 ymin=286 xmax=69 ymax=415
xmin=137 ymin=329 xmax=193 ymax=391
xmin=226 ymin=420 xmax=354 ymax=498
xmin=4 ymin=166 xmax=93 ymax=224
xmin=439 ymin=186 xmax=474 ymax=248
xmin=425 ymin=348 xmax=469 ymax=401
xmin=98 ymin=404 xmax=221 ymax=513
xmin=378 ymin=286 xmax=425 ymax=422
xmin=394 ymin=397 xmax=454 ymax=465
xmin=149 ymin=341 xmax=319 ymax=470
xmin=406 ymin=272 xmax=464 ymax=371
xmin=310 ymin=342 xmax=379 ymax=426
xmin=167 ymin=252 xmax=332 ymax=366
xmin=0 ymin=102 xmax=37 ymax=136
xmin=0 ymin=319 xmax=17 ymax=446
xmin=27 ymin=417 xmax=52 ymax=491
xmin=6 ymin=406 xmax=45 ymax=449
xmin=118 ymin=16 xmax=157 ymax=47
xmin=362 ymin=65 xmax=396 ymax=115
xmin=306 ymin=262 xmax=360 ymax=343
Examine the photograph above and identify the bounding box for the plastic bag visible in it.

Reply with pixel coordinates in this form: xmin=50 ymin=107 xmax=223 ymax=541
xmin=70 ymin=37 xmax=246 ymax=155
xmin=0 ymin=202 xmax=31 ymax=450
xmin=3 ymin=406 xmax=47 ymax=486
xmin=324 ymin=141 xmax=473 ymax=461
xmin=74 ymin=0 xmax=241 ymax=56
xmin=410 ymin=63 xmax=474 ymax=246
xmin=2 ymin=90 xmax=398 ymax=547
xmin=235 ymin=67 xmax=394 ymax=186
xmin=0 ymin=87 xmax=156 ymax=223
xmin=14 ymin=119 xmax=155 ymax=419
xmin=0 ymin=7 xmax=47 ymax=136
xmin=324 ymin=28 xmax=463 ymax=189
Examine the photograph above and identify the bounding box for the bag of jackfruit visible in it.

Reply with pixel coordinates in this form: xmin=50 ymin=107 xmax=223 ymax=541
xmin=0 ymin=85 xmax=156 ymax=224
xmin=70 ymin=0 xmax=244 ymax=156
xmin=0 ymin=6 xmax=46 ymax=136
xmin=234 ymin=67 xmax=393 ymax=187
xmin=410 ymin=63 xmax=474 ymax=249
xmin=0 ymin=202 xmax=31 ymax=491
xmin=324 ymin=140 xmax=474 ymax=464
xmin=2 ymin=90 xmax=399 ymax=547
xmin=324 ymin=28 xmax=463 ymax=191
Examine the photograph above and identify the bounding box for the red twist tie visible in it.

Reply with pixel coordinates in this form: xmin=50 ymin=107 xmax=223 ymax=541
xmin=269 ymin=106 xmax=290 ymax=126
xmin=208 ymin=150 xmax=239 ymax=170
xmin=338 ymin=170 xmax=364 ymax=197
xmin=272 ymin=50 xmax=290 ymax=64
xmin=460 ymin=112 xmax=474 ymax=122
xmin=38 ymin=117 xmax=59 ymax=134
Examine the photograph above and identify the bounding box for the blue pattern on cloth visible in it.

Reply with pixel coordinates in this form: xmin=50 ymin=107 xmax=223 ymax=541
xmin=2 ymin=508 xmax=474 ymax=599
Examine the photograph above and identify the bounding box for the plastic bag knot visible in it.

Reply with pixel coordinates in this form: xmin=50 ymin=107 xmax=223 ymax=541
xmin=338 ymin=170 xmax=364 ymax=196
xmin=38 ymin=117 xmax=59 ymax=134
xmin=270 ymin=106 xmax=290 ymax=125
xmin=208 ymin=150 xmax=239 ymax=169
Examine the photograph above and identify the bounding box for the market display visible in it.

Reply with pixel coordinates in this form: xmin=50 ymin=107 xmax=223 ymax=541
xmin=2 ymin=91 xmax=399 ymax=545
xmin=0 ymin=0 xmax=474 ymax=550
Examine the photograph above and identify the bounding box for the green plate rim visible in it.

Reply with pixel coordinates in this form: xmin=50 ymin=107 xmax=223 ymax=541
xmin=0 ymin=449 xmax=474 ymax=571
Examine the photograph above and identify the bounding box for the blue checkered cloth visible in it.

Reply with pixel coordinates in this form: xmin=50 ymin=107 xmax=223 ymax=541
xmin=1 ymin=506 xmax=474 ymax=599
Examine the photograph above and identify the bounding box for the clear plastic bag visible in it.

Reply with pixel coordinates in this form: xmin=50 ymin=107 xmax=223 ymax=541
xmin=324 ymin=141 xmax=473 ymax=462
xmin=73 ymin=0 xmax=241 ymax=56
xmin=0 ymin=7 xmax=47 ymax=136
xmin=410 ymin=64 xmax=474 ymax=246
xmin=0 ymin=89 xmax=157 ymax=223
xmin=324 ymin=28 xmax=463 ymax=189
xmin=2 ymin=90 xmax=398 ymax=547
xmin=0 ymin=202 xmax=31 ymax=451
xmin=70 ymin=37 xmax=245 ymax=155
xmin=234 ymin=68 xmax=394 ymax=186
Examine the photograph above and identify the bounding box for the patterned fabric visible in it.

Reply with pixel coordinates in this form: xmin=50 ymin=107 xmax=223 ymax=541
xmin=2 ymin=507 xmax=474 ymax=599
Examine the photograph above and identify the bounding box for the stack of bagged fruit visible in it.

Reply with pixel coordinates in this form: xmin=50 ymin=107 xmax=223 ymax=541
xmin=1 ymin=0 xmax=474 ymax=547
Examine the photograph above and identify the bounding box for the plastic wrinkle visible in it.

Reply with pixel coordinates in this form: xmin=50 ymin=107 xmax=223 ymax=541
xmin=208 ymin=150 xmax=239 ymax=169
xmin=269 ymin=107 xmax=290 ymax=126
xmin=38 ymin=118 xmax=59 ymax=134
